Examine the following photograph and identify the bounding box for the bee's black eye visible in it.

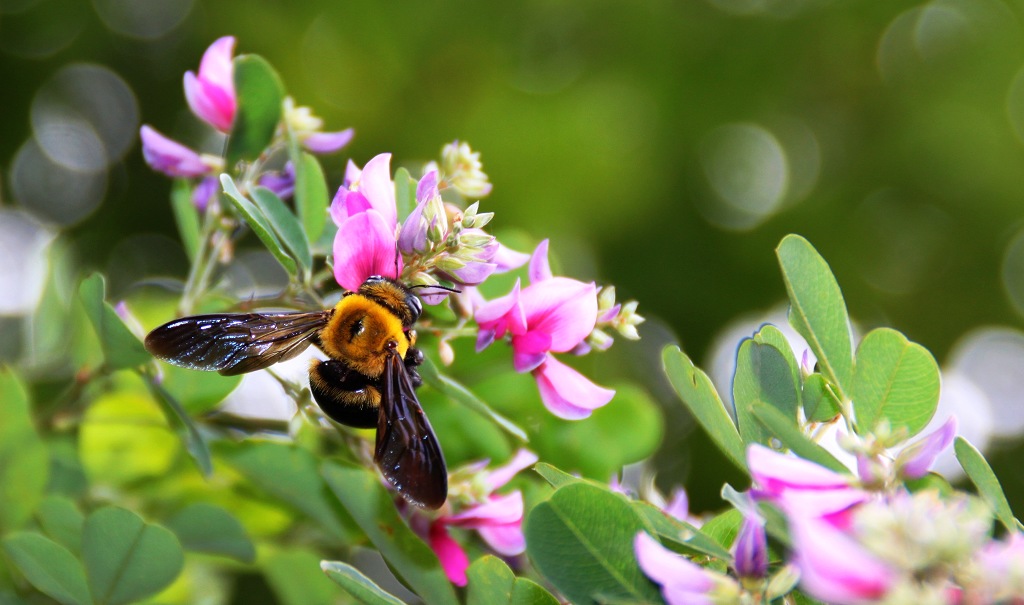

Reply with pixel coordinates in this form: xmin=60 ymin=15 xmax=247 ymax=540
xmin=349 ymin=317 xmax=364 ymax=340
xmin=406 ymin=293 xmax=422 ymax=324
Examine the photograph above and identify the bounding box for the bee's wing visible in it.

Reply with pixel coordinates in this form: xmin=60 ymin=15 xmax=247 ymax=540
xmin=375 ymin=350 xmax=448 ymax=509
xmin=144 ymin=311 xmax=331 ymax=376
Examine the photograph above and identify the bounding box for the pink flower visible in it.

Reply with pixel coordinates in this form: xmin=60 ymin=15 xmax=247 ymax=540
xmin=184 ymin=36 xmax=237 ymax=132
xmin=139 ymin=125 xmax=219 ymax=178
xmin=330 ymin=154 xmax=402 ymax=290
xmin=427 ymin=450 xmax=537 ymax=586
xmin=475 ymin=241 xmax=614 ymax=419
xmin=786 ymin=513 xmax=897 ymax=605
xmin=302 ymin=129 xmax=354 ymax=154
xmin=894 ymin=415 xmax=958 ymax=480
xmin=634 ymin=532 xmax=736 ymax=605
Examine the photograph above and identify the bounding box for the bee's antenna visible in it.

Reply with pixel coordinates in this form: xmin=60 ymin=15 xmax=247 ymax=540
xmin=409 ymin=283 xmax=462 ymax=294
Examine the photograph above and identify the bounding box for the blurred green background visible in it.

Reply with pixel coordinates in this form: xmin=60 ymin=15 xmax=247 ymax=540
xmin=4 ymin=0 xmax=1024 ymax=513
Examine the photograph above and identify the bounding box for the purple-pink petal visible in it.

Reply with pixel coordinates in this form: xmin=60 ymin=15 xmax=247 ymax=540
xmin=597 ymin=303 xmax=621 ymax=324
xmin=332 ymin=210 xmax=401 ymax=291
xmin=486 ymin=449 xmax=539 ymax=490
xmin=533 ymin=354 xmax=614 ymax=420
xmin=198 ymin=36 xmax=235 ymax=89
xmin=492 ymin=243 xmax=530 ymax=272
xmin=474 ymin=279 xmax=526 ymax=340
xmin=513 ymin=349 xmax=548 ymax=373
xmin=747 ymin=444 xmax=852 ymax=497
xmin=330 ymin=190 xmax=373 ymax=226
xmin=192 ymin=176 xmax=219 ymax=211
xmin=788 ymin=514 xmax=896 ymax=604
xmin=302 ymin=128 xmax=354 ymax=154
xmin=358 ymin=153 xmax=397 ymax=229
xmin=476 ymin=523 xmax=526 ymax=556
xmin=635 ymin=533 xmax=715 ymax=605
xmin=397 ymin=197 xmax=430 ymax=254
xmin=528 ymin=239 xmax=553 ymax=284
xmin=898 ymin=415 xmax=958 ymax=479
xmin=139 ymin=125 xmax=213 ymax=177
xmin=663 ymin=488 xmax=690 ymax=523
xmin=417 ymin=170 xmax=440 ymax=204
xmin=519 ymin=277 xmax=598 ymax=353
xmin=258 ymin=162 xmax=295 ymax=200
xmin=448 ymin=261 xmax=498 ymax=286
xmin=733 ymin=514 xmax=768 ymax=579
xmin=445 ymin=492 xmax=523 ymax=528
xmin=429 ymin=521 xmax=469 ymax=587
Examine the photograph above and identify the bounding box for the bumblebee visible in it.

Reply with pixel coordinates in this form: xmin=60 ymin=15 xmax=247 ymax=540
xmin=144 ymin=276 xmax=447 ymax=509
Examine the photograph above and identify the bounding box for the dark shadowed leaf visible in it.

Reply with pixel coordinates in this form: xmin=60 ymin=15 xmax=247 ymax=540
xmin=220 ymin=174 xmax=297 ymax=275
xmin=252 ymin=185 xmax=313 ymax=273
xmin=226 ymin=54 xmax=284 ymax=165
xmin=733 ymin=339 xmax=799 ymax=446
xmin=165 ymin=503 xmax=255 ymax=563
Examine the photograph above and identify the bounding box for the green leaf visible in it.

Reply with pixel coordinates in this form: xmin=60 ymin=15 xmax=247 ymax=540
xmin=321 ymin=461 xmax=458 ymax=605
xmin=170 ymin=179 xmax=202 ymax=262
xmin=143 ymin=375 xmax=213 ymax=477
xmin=662 ymin=345 xmax=747 ymax=474
xmin=752 ymin=324 xmax=802 ymax=409
xmin=262 ymin=549 xmax=349 ymax=605
xmin=700 ymin=508 xmax=743 ymax=549
xmin=164 ymin=503 xmax=256 ymax=563
xmin=631 ymin=502 xmax=732 ymax=561
xmin=0 ymin=370 xmax=48 ymax=533
xmin=802 ymin=373 xmax=841 ymax=422
xmin=252 ymin=185 xmax=313 ymax=273
xmin=34 ymin=496 xmax=84 ymax=555
xmin=466 ymin=556 xmax=559 ymax=605
xmin=394 ymin=167 xmax=416 ymax=221
xmin=524 ymin=482 xmax=660 ymax=605
xmin=220 ymin=174 xmax=298 ymax=275
xmin=226 ymin=54 xmax=284 ymax=165
xmin=321 ymin=561 xmax=405 ymax=605
xmin=732 ymin=339 xmax=799 ymax=445
xmin=533 ymin=462 xmax=581 ymax=489
xmin=750 ymin=403 xmax=848 ymax=473
xmin=776 ymin=234 xmax=854 ymax=399
xmin=81 ymin=507 xmax=184 ymax=605
xmin=77 ymin=274 xmax=150 ymax=370
xmin=955 ymin=437 xmax=1018 ymax=532
xmin=159 ymin=363 xmax=241 ymax=414
xmin=295 ymin=152 xmax=329 ymax=244
xmin=2 ymin=532 xmax=92 ymax=605
xmin=217 ymin=441 xmax=356 ymax=542
xmin=418 ymin=356 xmax=527 ymax=441
xmin=852 ymin=328 xmax=939 ymax=437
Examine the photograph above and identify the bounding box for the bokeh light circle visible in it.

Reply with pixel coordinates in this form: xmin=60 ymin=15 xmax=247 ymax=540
xmin=92 ymin=0 xmax=194 ymax=40
xmin=0 ymin=209 xmax=54 ymax=316
xmin=30 ymin=63 xmax=139 ymax=171
xmin=10 ymin=138 xmax=108 ymax=226
xmin=946 ymin=327 xmax=1024 ymax=438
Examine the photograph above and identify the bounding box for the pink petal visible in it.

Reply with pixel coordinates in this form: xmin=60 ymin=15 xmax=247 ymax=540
xmin=788 ymin=515 xmax=896 ymax=604
xmin=533 ymin=355 xmax=614 ymax=420
xmin=747 ymin=444 xmax=852 ymax=497
xmin=302 ymin=129 xmax=354 ymax=154
xmin=513 ymin=350 xmax=548 ymax=373
xmin=359 ymin=153 xmax=397 ymax=229
xmin=492 ymin=243 xmax=530 ymax=272
xmin=528 ymin=239 xmax=553 ymax=284
xmin=192 ymin=176 xmax=219 ymax=211
xmin=519 ymin=278 xmax=598 ymax=352
xmin=474 ymin=279 xmax=526 ymax=343
xmin=343 ymin=159 xmax=361 ymax=189
xmin=475 ymin=523 xmax=526 ymax=556
xmin=429 ymin=521 xmax=469 ymax=587
xmin=778 ymin=489 xmax=870 ymax=529
xmin=486 ymin=449 xmax=538 ymax=490
xmin=332 ymin=210 xmax=401 ymax=291
xmin=139 ymin=125 xmax=212 ymax=177
xmin=198 ymin=36 xmax=236 ymax=90
xmin=397 ymin=197 xmax=429 ymax=254
xmin=448 ymin=261 xmax=497 ymax=286
xmin=446 ymin=492 xmax=523 ymax=527
xmin=184 ymin=71 xmax=234 ymax=132
xmin=417 ymin=170 xmax=439 ymax=204
xmin=663 ymin=488 xmax=690 ymax=523
xmin=898 ymin=415 xmax=958 ymax=479
xmin=635 ymin=532 xmax=715 ymax=605
xmin=597 ymin=303 xmax=621 ymax=324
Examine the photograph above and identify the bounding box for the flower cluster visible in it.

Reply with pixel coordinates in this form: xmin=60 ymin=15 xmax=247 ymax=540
xmin=140 ymin=36 xmax=352 ymax=208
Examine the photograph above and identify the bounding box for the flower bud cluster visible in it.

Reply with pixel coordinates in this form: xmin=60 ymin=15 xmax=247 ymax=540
xmin=582 ymin=285 xmax=644 ymax=353
xmin=429 ymin=140 xmax=493 ymax=199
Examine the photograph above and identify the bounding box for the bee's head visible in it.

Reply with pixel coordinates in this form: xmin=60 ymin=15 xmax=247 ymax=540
xmin=359 ymin=275 xmax=420 ymax=327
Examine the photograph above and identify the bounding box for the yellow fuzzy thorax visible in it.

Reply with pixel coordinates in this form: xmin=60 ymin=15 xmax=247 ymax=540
xmin=318 ymin=294 xmax=410 ymax=378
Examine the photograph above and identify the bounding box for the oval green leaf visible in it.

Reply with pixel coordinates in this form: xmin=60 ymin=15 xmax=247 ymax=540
xmin=78 ymin=274 xmax=150 ymax=370
xmin=524 ymin=482 xmax=660 ymax=605
xmin=802 ymin=373 xmax=841 ymax=422
xmin=165 ymin=503 xmax=255 ymax=563
xmin=321 ymin=560 xmax=405 ymax=605
xmin=733 ymin=339 xmax=799 ymax=445
xmin=321 ymin=460 xmax=458 ymax=605
xmin=662 ymin=345 xmax=747 ymax=474
xmin=226 ymin=54 xmax=284 ymax=165
xmin=252 ymin=185 xmax=313 ymax=273
xmin=3 ymin=532 xmax=92 ymax=605
xmin=750 ymin=403 xmax=848 ymax=474
xmin=220 ymin=174 xmax=297 ymax=275
xmin=954 ymin=437 xmax=1018 ymax=533
xmin=776 ymin=234 xmax=854 ymax=399
xmin=467 ymin=556 xmax=559 ymax=605
xmin=34 ymin=496 xmax=85 ymax=555
xmin=295 ymin=152 xmax=329 ymax=244
xmin=81 ymin=507 xmax=184 ymax=605
xmin=852 ymin=328 xmax=939 ymax=437
xmin=0 ymin=370 xmax=48 ymax=533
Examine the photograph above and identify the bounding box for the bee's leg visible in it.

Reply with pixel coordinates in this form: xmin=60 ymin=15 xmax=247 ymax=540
xmin=403 ymin=346 xmax=424 ymax=388
xmin=308 ymin=359 xmax=379 ymax=428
